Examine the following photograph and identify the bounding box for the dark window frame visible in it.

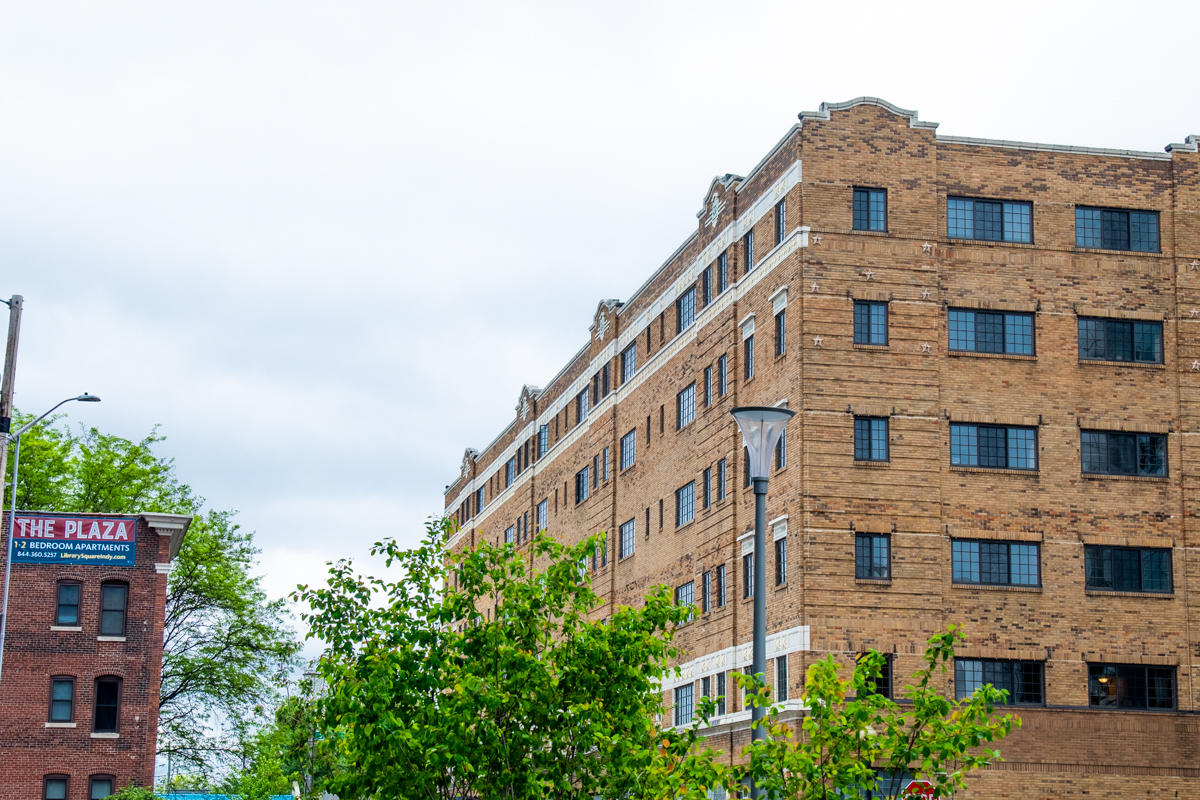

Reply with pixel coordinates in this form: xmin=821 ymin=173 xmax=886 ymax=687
xmin=1088 ymin=662 xmax=1176 ymax=710
xmin=950 ymin=423 xmax=1038 ymax=471
xmin=1085 ymin=545 xmax=1173 ymax=593
xmin=1081 ymin=429 xmax=1168 ymax=477
xmin=1076 ymin=206 xmax=1160 ymax=253
xmin=774 ymin=200 xmax=786 ymax=244
xmin=855 ymin=533 xmax=891 ymax=580
xmin=955 ymin=658 xmax=1045 ymax=705
xmin=44 ymin=776 xmax=70 ymax=800
xmin=55 ymin=580 xmax=81 ymax=627
xmin=857 ymin=652 xmax=893 ymax=699
xmin=93 ymin=675 xmax=122 ymax=733
xmin=774 ymin=309 xmax=786 ymax=356
xmin=852 ymin=187 xmax=887 ymax=232
xmin=89 ymin=776 xmax=117 ymax=800
xmin=947 ymin=196 xmax=1032 ymax=243
xmin=99 ymin=581 xmax=128 ymax=638
xmin=677 ymin=287 xmax=696 ymax=333
xmin=619 ymin=518 xmax=635 ymax=559
xmin=1077 ymin=316 xmax=1163 ymax=364
xmin=677 ymin=383 xmax=696 ymax=430
xmin=620 ymin=429 xmax=636 ymax=471
xmin=49 ymin=676 xmax=75 ymax=722
xmin=774 ymin=537 xmax=787 ymax=586
xmin=948 ymin=308 xmax=1035 ymax=356
xmin=743 ymin=335 xmax=754 ymax=380
xmin=951 ymin=539 xmax=1040 ymax=587
xmin=854 ymin=416 xmax=890 ymax=462
xmin=675 ymin=481 xmax=696 ymax=527
xmin=853 ymin=300 xmax=888 ymax=346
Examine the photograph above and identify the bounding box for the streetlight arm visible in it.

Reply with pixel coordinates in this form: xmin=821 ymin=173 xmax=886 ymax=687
xmin=8 ymin=394 xmax=100 ymax=441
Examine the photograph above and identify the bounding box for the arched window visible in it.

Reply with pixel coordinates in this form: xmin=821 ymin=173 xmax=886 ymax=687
xmin=99 ymin=581 xmax=128 ymax=637
xmin=89 ymin=775 xmax=116 ymax=800
xmin=43 ymin=775 xmax=68 ymax=800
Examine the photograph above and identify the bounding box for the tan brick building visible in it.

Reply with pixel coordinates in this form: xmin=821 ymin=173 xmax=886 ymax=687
xmin=443 ymin=97 xmax=1200 ymax=797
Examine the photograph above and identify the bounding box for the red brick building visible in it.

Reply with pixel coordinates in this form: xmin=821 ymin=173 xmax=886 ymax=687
xmin=443 ymin=98 xmax=1200 ymax=796
xmin=0 ymin=511 xmax=190 ymax=800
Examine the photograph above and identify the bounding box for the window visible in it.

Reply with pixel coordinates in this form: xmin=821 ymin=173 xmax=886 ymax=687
xmin=1078 ymin=317 xmax=1163 ymax=363
xmin=776 ymin=655 xmax=789 ymax=701
xmin=536 ymin=499 xmax=547 ymax=533
xmin=538 ymin=424 xmax=548 ymax=457
xmin=774 ymin=309 xmax=786 ymax=356
xmin=858 ymin=653 xmax=893 ymax=699
xmin=505 ymin=458 xmax=516 ymax=486
xmin=716 ymin=564 xmax=727 ymax=607
xmin=947 ymin=197 xmax=1031 ymax=243
xmin=717 ymin=355 xmax=728 ymax=395
xmin=620 ymin=429 xmax=636 ymax=470
xmin=675 ymin=581 xmax=695 ymax=620
xmin=592 ymin=455 xmax=599 ymax=489
xmin=674 ymin=683 xmax=695 ymax=726
xmin=504 ymin=526 xmax=515 ymax=545
xmin=49 ymin=677 xmax=74 ymax=722
xmin=950 ymin=423 xmax=1037 ymax=470
xmin=952 ymin=540 xmax=1039 ymax=586
xmin=602 ymin=447 xmax=610 ymax=481
xmin=619 ymin=518 xmax=636 ymax=559
xmin=93 ymin=676 xmax=121 ymax=733
xmin=948 ymin=309 xmax=1034 ymax=355
xmin=854 ymin=417 xmax=889 ymax=462
xmin=774 ymin=200 xmax=786 ymax=244
xmin=1089 ymin=663 xmax=1176 ymax=709
xmin=1086 ymin=546 xmax=1172 ymax=593
xmin=55 ymin=581 xmax=81 ymax=626
xmin=717 ymin=459 xmax=727 ymax=500
xmin=775 ymin=430 xmax=786 ymax=470
xmin=575 ymin=467 xmax=590 ymax=503
xmin=576 ymin=389 xmax=589 ymax=422
xmin=90 ymin=777 xmax=115 ymax=800
xmin=955 ymin=659 xmax=1044 ymax=705
xmin=1081 ymin=430 xmax=1167 ymax=477
xmin=701 ymin=570 xmax=712 ymax=612
xmin=677 ymin=287 xmax=696 ymax=333
xmin=853 ymin=187 xmax=887 ymax=232
xmin=775 ymin=537 xmax=787 ymax=585
xmin=676 ymin=482 xmax=695 ymax=527
xmin=855 ymin=533 xmax=890 ymax=580
xmin=44 ymin=777 xmax=68 ymax=800
xmin=621 ymin=343 xmax=637 ymax=384
xmin=99 ymin=582 xmax=127 ymax=637
xmin=476 ymin=486 xmax=486 ymax=512
xmin=742 ymin=551 xmax=754 ymax=599
xmin=853 ymin=300 xmax=888 ymax=345
xmin=704 ymin=366 xmax=713 ymax=407
xmin=743 ymin=335 xmax=754 ymax=379
xmin=1076 ymin=206 xmax=1160 ymax=252
xmin=743 ymin=230 xmax=754 ymax=273
xmin=677 ymin=383 xmax=696 ymax=429
xmin=716 ymin=671 xmax=727 ymax=715
xmin=702 ymin=468 xmax=712 ymax=509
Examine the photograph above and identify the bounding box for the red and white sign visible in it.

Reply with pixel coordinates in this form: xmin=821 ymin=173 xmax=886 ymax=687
xmin=14 ymin=514 xmax=135 ymax=541
xmin=901 ymin=779 xmax=935 ymax=799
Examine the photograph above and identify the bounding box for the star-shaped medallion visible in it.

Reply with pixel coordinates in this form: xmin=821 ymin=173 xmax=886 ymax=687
xmin=812 ymin=234 xmax=822 ymax=245
xmin=1190 ymin=260 xmax=1200 ymax=271
xmin=921 ymin=288 xmax=932 ymax=300
xmin=813 ymin=336 xmax=823 ymax=347
xmin=1191 ymin=309 xmax=1199 ymax=318
xmin=810 ymin=282 xmax=820 ymax=292
xmin=863 ymin=269 xmax=874 ymax=280
xmin=922 ymin=242 xmax=934 ymax=254
xmin=921 ymin=342 xmax=932 ymax=353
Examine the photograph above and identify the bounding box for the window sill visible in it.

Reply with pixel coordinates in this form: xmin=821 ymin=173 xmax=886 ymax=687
xmin=1086 ymin=589 xmax=1175 ymax=599
xmin=948 ymin=351 xmax=1037 ymax=362
xmin=50 ymin=626 xmax=82 ymax=632
xmin=676 ymin=521 xmax=695 ymax=532
xmin=45 ymin=722 xmax=76 ymax=728
xmin=951 ymin=582 xmax=1041 ymax=593
xmin=1077 ymin=359 xmax=1165 ymax=370
xmin=97 ymin=636 xmax=126 ymax=642
xmin=90 ymin=732 xmax=120 ymax=739
xmin=1081 ymin=472 xmax=1168 ymax=483
xmin=950 ymin=466 xmax=1039 ymax=478
xmin=774 ymin=582 xmax=788 ymax=592
xmin=851 ymin=228 xmax=890 ymax=236
xmin=856 ymin=578 xmax=893 ymax=586
xmin=1074 ymin=246 xmax=1164 ymax=257
xmin=854 ymin=460 xmax=890 ymax=468
xmin=774 ymin=353 xmax=786 ymax=362
xmin=852 ymin=343 xmax=890 ymax=351
xmin=947 ymin=237 xmax=1035 ymax=249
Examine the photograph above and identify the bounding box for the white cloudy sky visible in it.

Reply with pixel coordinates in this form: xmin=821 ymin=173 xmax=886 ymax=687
xmin=1 ymin=1 xmax=1194 ymax=629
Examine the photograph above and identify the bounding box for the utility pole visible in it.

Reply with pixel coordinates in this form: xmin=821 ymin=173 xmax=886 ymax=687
xmin=0 ymin=294 xmax=22 ymax=543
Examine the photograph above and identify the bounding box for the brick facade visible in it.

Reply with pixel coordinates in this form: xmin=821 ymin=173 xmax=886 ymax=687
xmin=0 ymin=512 xmax=190 ymax=799
xmin=444 ymin=98 xmax=1200 ymax=796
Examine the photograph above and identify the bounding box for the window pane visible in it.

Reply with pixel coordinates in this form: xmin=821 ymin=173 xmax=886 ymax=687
xmin=977 ymin=426 xmax=1007 ymax=468
xmin=1081 ymin=431 xmax=1106 ymax=473
xmin=1142 ymin=549 xmax=1172 ymax=593
xmin=948 ymin=310 xmax=975 ymax=351
xmin=1138 ymin=433 xmax=1166 ymax=476
xmin=1007 ymin=427 xmax=1037 ymax=470
xmin=871 ymin=418 xmax=889 ymax=460
xmin=1003 ymin=202 xmax=1032 ymax=243
xmin=90 ymin=779 xmax=114 ymax=800
xmin=1106 ymin=320 xmax=1133 ymax=361
xmin=955 ymin=659 xmax=982 ymax=700
xmin=45 ymin=779 xmax=68 ymax=800
xmin=952 ymin=540 xmax=979 ymax=583
xmin=978 ymin=542 xmax=1009 ymax=584
xmin=1131 ymin=211 xmax=1160 ymax=252
xmin=100 ymin=585 xmax=127 ymax=636
xmin=948 ymin=197 xmax=973 ymax=239
xmin=1112 ymin=549 xmax=1141 ymax=591
xmin=1005 ymin=313 xmax=1033 ymax=355
xmin=94 ymin=680 xmax=119 ymax=732
xmin=950 ymin=424 xmax=977 ymax=466
xmin=974 ymin=200 xmax=1003 ymax=241
xmin=1076 ymin=207 xmax=1101 ymax=248
xmin=1133 ymin=322 xmax=1163 ymax=363
xmin=56 ymin=584 xmax=80 ymax=625
xmin=1085 ymin=547 xmax=1112 ymax=589
xmin=1078 ymin=318 xmax=1106 ymax=360
xmin=1010 ymin=544 xmax=1039 ymax=585
xmin=1109 ymin=433 xmax=1137 ymax=475
xmin=1100 ymin=209 xmax=1130 ymax=250
xmin=975 ymin=311 xmax=1004 ymax=353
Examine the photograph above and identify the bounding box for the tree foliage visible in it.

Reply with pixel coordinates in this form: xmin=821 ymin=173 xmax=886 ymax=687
xmin=5 ymin=412 xmax=300 ymax=780
xmin=297 ymin=518 xmax=723 ymax=800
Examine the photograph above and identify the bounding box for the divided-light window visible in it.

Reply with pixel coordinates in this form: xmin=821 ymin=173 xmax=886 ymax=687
xmin=947 ymin=197 xmax=1031 ymax=243
xmin=853 ymin=187 xmax=887 ymax=231
xmin=621 ymin=343 xmax=637 ymax=384
xmin=955 ymin=659 xmax=1044 ymax=705
xmin=677 ymin=383 xmax=696 ymax=429
xmin=1089 ymin=663 xmax=1175 ymax=709
xmin=950 ymin=423 xmax=1037 ymax=470
xmin=575 ymin=467 xmax=590 ymax=503
xmin=855 ymin=533 xmax=890 ymax=580
xmin=676 ymin=482 xmax=695 ymax=527
xmin=55 ymin=581 xmax=80 ymax=626
xmin=1076 ymin=206 xmax=1160 ymax=252
xmin=853 ymin=301 xmax=887 ymax=345
xmin=1078 ymin=317 xmax=1162 ymax=363
xmin=1081 ymin=430 xmax=1166 ymax=477
xmin=619 ymin=518 xmax=636 ymax=558
xmin=854 ymin=417 xmax=889 ymax=462
xmin=677 ymin=287 xmax=696 ymax=333
xmin=99 ymin=582 xmax=127 ymax=637
xmin=952 ymin=540 xmax=1039 ymax=586
xmin=620 ymin=429 xmax=636 ymax=470
xmin=949 ymin=309 xmax=1034 ymax=355
xmin=1085 ymin=545 xmax=1172 ymax=593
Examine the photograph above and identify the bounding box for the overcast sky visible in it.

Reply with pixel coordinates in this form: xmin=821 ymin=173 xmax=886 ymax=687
xmin=2 ymin=1 xmax=1194 ymax=630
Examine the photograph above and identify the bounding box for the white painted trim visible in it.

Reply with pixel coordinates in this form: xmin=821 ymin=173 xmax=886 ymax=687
xmin=770 ymin=285 xmax=788 ymax=314
xmin=45 ymin=722 xmax=77 ymax=728
xmin=154 ymin=563 xmax=174 ymax=575
xmin=96 ymin=636 xmax=126 ymax=643
xmin=49 ymin=626 xmax=81 ymax=632
xmin=740 ymin=314 xmax=756 ymax=340
xmin=769 ymin=514 xmax=789 ymax=527
xmin=662 ymin=623 xmax=810 ymax=690
xmin=142 ymin=512 xmax=192 ymax=561
xmin=90 ymin=732 xmax=119 ymax=739
xmin=773 ymin=520 xmax=788 ymax=541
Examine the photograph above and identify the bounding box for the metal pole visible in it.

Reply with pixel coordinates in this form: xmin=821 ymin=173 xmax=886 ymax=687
xmin=750 ymin=475 xmax=769 ymax=799
xmin=0 ymin=433 xmax=22 ymax=686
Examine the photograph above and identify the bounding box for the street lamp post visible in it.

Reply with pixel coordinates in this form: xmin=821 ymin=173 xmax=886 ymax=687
xmin=0 ymin=393 xmax=101 ymax=686
xmin=730 ymin=405 xmax=794 ymax=799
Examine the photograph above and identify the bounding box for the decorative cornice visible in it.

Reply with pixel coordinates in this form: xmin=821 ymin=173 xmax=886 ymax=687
xmin=799 ymin=96 xmax=938 ymax=130
xmin=141 ymin=512 xmax=192 ymax=561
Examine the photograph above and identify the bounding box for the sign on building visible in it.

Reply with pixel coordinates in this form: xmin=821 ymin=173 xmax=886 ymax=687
xmin=9 ymin=513 xmax=137 ymax=566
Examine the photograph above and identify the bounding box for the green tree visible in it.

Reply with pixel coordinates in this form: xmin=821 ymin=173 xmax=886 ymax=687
xmin=5 ymin=412 xmax=301 ymax=781
xmin=732 ymin=626 xmax=1019 ymax=799
xmin=297 ymin=518 xmax=723 ymax=800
